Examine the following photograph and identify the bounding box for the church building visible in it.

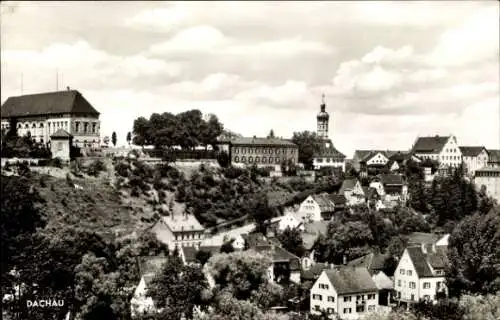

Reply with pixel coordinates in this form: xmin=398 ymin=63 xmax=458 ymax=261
xmin=312 ymin=95 xmax=346 ymax=172
xmin=1 ymin=89 xmax=101 ymax=149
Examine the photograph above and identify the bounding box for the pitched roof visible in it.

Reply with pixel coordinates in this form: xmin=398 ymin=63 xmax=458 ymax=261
xmin=301 ymin=263 xmax=331 ymax=281
xmin=253 ymin=245 xmax=301 ymax=270
xmin=340 ymin=178 xmax=358 ymax=193
xmin=161 ymin=214 xmax=204 ymax=232
xmin=181 ymin=246 xmax=198 ymax=264
xmin=50 ymin=129 xmax=72 ymax=138
xmin=488 ymin=150 xmax=500 ymax=163
xmin=1 ymin=90 xmax=100 ymax=118
xmin=329 ymin=193 xmax=347 ymax=206
xmin=459 ymin=146 xmax=486 ymax=157
xmin=412 ymin=136 xmax=450 ymax=153
xmin=406 ymin=245 xmax=448 ymax=278
xmin=347 ymin=253 xmax=389 ymax=274
xmin=242 ymin=232 xmax=271 ymax=248
xmin=378 ymin=174 xmax=404 ymax=185
xmin=313 ymin=144 xmax=346 ymax=158
xmin=231 ymin=137 xmax=297 ymax=147
xmin=324 ymin=267 xmax=378 ymax=295
xmin=312 ymin=194 xmax=336 ymax=213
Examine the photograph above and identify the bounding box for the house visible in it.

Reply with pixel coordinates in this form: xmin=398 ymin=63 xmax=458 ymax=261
xmin=1 ymin=89 xmax=101 ymax=149
xmin=301 ymin=221 xmax=330 ymax=270
xmin=301 ymin=263 xmax=333 ymax=283
xmin=348 ymin=253 xmax=393 ymax=306
xmin=130 ymin=256 xmax=168 ymax=317
xmin=330 ymin=194 xmax=347 ymax=213
xmin=339 ymin=178 xmax=365 ymax=206
xmin=372 ymin=174 xmax=408 ymax=205
xmin=242 ymin=232 xmax=273 ymax=248
xmin=459 ymin=146 xmax=489 ymax=176
xmin=298 ymin=194 xmax=336 ymax=222
xmin=310 ymin=266 xmax=380 ymax=319
xmin=363 ymin=187 xmax=383 ymax=211
xmin=313 ymin=144 xmax=346 ymax=172
xmin=387 ymin=160 xmax=400 ymax=172
xmin=150 ymin=214 xmax=205 ymax=251
xmin=487 ymin=150 xmax=500 ymax=168
xmin=253 ymin=245 xmax=302 ymax=284
xmin=394 ymin=245 xmax=448 ymax=305
xmin=435 ymin=234 xmax=450 ymax=247
xmin=388 ymin=151 xmax=422 ymax=169
xmin=276 ymin=213 xmax=304 ymax=232
xmin=474 ymin=167 xmax=500 ymax=202
xmin=411 ymin=135 xmax=462 ymax=170
xmin=180 ymin=245 xmax=222 ymax=265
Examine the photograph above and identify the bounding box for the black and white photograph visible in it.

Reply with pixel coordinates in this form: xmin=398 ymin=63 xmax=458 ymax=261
xmin=1 ymin=1 xmax=499 ymax=320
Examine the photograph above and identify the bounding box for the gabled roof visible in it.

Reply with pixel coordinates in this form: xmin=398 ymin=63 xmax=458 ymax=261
xmin=231 ymin=137 xmax=297 ymax=147
xmin=1 ymin=90 xmax=100 ymax=118
xmin=324 ymin=267 xmax=378 ymax=295
xmin=50 ymin=129 xmax=72 ymax=138
xmin=406 ymin=245 xmax=448 ymax=278
xmin=301 ymin=263 xmax=331 ymax=281
xmin=160 ymin=214 xmax=204 ymax=232
xmin=347 ymin=253 xmax=389 ymax=274
xmin=311 ymin=194 xmax=336 ymax=213
xmin=362 ymin=151 xmax=390 ymax=163
xmin=253 ymin=245 xmax=301 ymax=270
xmin=412 ymin=136 xmax=450 ymax=154
xmin=339 ymin=178 xmax=359 ymax=193
xmin=488 ymin=150 xmax=500 ymax=163
xmin=406 ymin=232 xmax=440 ymax=245
xmin=459 ymin=146 xmax=487 ymax=157
xmin=313 ymin=144 xmax=346 ymax=158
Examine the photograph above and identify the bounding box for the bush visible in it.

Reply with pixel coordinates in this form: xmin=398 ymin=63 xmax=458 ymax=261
xmin=18 ymin=161 xmax=31 ymax=176
xmin=115 ymin=161 xmax=130 ymax=178
xmin=217 ymin=151 xmax=230 ymax=168
xmin=87 ymin=159 xmax=106 ymax=177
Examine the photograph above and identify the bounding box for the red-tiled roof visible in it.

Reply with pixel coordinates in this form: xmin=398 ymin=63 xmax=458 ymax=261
xmin=459 ymin=146 xmax=486 ymax=157
xmin=324 ymin=267 xmax=378 ymax=295
xmin=412 ymin=136 xmax=450 ymax=153
xmin=406 ymin=245 xmax=447 ymax=278
xmin=1 ymin=90 xmax=100 ymax=118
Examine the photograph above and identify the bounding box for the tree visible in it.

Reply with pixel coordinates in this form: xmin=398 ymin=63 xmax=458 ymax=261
xmin=278 ymin=227 xmax=305 ymax=258
xmin=132 ymin=117 xmax=151 ymax=148
xmin=111 ymin=132 xmax=117 ymax=147
xmin=267 ymin=130 xmax=275 ymax=139
xmin=126 ymin=132 xmax=132 ymax=146
xmin=195 ymin=250 xmax=212 ymax=266
xmin=252 ymin=195 xmax=275 ymax=234
xmin=460 ymin=293 xmax=500 ymax=320
xmin=291 ymin=131 xmax=324 ymax=169
xmin=216 ymin=150 xmax=230 ymax=168
xmin=201 ymin=113 xmax=224 ymax=149
xmin=447 ymin=209 xmax=500 ymax=297
xmin=147 ymin=252 xmax=209 ymax=320
xmin=220 ymin=241 xmax=235 ymax=253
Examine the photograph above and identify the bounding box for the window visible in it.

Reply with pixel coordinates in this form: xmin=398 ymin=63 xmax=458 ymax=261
xmin=424 ymin=295 xmax=430 ymax=300
xmin=343 ymin=308 xmax=352 ymax=314
xmin=57 ymin=142 xmax=63 ymax=152
xmin=327 ymin=296 xmax=334 ymax=302
xmin=409 ymin=282 xmax=416 ymax=289
xmin=423 ymin=282 xmax=431 ymax=289
xmin=234 ymin=156 xmax=239 ymax=162
xmin=314 ymin=305 xmax=320 ymax=312
xmin=408 ymin=270 xmax=413 ymax=276
xmin=368 ymin=305 xmax=376 ymax=311
xmin=367 ymin=294 xmax=375 ymax=300
xmin=327 ymin=308 xmax=335 ymax=314
xmin=398 ymin=280 xmax=401 ymax=287
xmin=241 ymin=156 xmax=246 ymax=163
xmin=411 ymin=294 xmax=415 ymax=301
xmin=275 ymin=157 xmax=280 ymax=164
xmin=262 ymin=157 xmax=266 ymax=163
xmin=255 ymin=156 xmax=260 ymax=163
xmin=356 ymin=305 xmax=365 ymax=313
xmin=319 ymin=284 xmax=329 ymax=290
xmin=400 ymin=269 xmax=405 ymax=275
xmin=84 ymin=122 xmax=88 ymax=133
xmin=312 ymin=294 xmax=322 ymax=301
xmin=343 ymin=296 xmax=352 ymax=302
xmin=248 ymin=156 xmax=253 ymax=163
xmin=235 ymin=148 xmax=239 ymax=154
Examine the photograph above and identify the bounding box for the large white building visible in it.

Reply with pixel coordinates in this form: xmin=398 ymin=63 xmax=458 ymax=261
xmin=411 ymin=135 xmax=462 ymax=169
xmin=310 ymin=266 xmax=380 ymax=319
xmin=1 ymin=89 xmax=101 ymax=149
xmin=394 ymin=244 xmax=448 ymax=305
xmin=151 ymin=214 xmax=205 ymax=251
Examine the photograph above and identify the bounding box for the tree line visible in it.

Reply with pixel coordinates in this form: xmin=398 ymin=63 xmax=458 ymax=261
xmin=132 ymin=110 xmax=224 ymax=150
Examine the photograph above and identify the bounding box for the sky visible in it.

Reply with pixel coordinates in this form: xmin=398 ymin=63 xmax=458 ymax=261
xmin=1 ymin=1 xmax=499 ymax=157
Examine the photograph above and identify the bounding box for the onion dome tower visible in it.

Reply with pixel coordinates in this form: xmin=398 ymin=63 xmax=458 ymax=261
xmin=317 ymin=94 xmax=329 ymax=140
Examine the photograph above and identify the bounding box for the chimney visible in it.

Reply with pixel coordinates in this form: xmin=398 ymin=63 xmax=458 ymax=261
xmin=343 ymin=255 xmax=347 ymax=265
xmin=66 ymin=86 xmax=70 ymax=91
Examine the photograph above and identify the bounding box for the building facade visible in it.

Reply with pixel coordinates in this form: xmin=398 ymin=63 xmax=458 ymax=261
xmin=151 ymin=214 xmax=205 ymax=251
xmin=229 ymin=137 xmax=298 ymax=170
xmin=394 ymin=245 xmax=447 ymax=305
xmin=411 ymin=135 xmax=462 ymax=169
xmin=459 ymin=146 xmax=489 ymax=176
xmin=310 ymin=267 xmax=380 ymax=320
xmin=1 ymin=89 xmax=101 ymax=149
xmin=474 ymin=167 xmax=500 ymax=202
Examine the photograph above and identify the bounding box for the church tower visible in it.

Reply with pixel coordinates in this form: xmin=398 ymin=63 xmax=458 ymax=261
xmin=316 ymin=94 xmax=329 ymax=140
